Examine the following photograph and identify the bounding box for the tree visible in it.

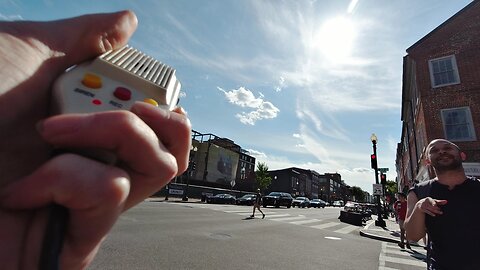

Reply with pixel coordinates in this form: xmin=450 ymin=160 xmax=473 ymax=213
xmin=350 ymin=186 xmax=365 ymax=202
xmin=384 ymin=180 xmax=398 ymax=205
xmin=385 ymin=180 xmax=398 ymax=196
xmin=255 ymin=162 xmax=272 ymax=191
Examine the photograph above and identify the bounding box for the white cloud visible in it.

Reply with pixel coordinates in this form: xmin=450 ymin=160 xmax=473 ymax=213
xmin=245 ymin=148 xmax=267 ymax=159
xmin=253 ymin=151 xmax=375 ymax=192
xmin=274 ymin=76 xmax=286 ymax=92
xmin=0 ymin=13 xmax=23 ymax=21
xmin=218 ymin=86 xmax=280 ymax=125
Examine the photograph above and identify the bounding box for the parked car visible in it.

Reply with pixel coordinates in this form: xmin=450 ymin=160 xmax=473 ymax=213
xmin=344 ymin=201 xmax=360 ymax=212
xmin=262 ymin=192 xmax=293 ymax=208
xmin=309 ymin=199 xmax=326 ymax=208
xmin=292 ymin=197 xmax=311 ymax=208
xmin=333 ymin=200 xmax=344 ymax=207
xmin=206 ymin=194 xmax=236 ymax=204
xmin=236 ymin=194 xmax=257 ymax=206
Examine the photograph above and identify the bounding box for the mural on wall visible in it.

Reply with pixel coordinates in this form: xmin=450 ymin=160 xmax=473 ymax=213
xmin=206 ymin=144 xmax=239 ymax=186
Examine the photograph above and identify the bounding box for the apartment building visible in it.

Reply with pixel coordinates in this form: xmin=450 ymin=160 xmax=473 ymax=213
xmin=397 ymin=1 xmax=480 ymax=191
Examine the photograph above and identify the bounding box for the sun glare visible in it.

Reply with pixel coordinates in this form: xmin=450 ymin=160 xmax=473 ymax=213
xmin=315 ymin=16 xmax=356 ymax=63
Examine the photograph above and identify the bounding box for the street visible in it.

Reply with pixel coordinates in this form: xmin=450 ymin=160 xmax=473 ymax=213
xmin=89 ymin=201 xmax=427 ymax=270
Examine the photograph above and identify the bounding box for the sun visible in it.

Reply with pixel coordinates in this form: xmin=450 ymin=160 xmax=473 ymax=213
xmin=315 ymin=16 xmax=356 ymax=63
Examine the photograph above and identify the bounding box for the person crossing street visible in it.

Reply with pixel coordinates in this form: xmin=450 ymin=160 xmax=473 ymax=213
xmin=251 ymin=189 xmax=265 ymax=219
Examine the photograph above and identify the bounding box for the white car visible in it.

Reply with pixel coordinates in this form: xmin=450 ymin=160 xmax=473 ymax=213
xmin=333 ymin=200 xmax=344 ymax=207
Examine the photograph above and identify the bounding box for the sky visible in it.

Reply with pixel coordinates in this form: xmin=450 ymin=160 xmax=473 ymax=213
xmin=1 ymin=0 xmax=473 ymax=192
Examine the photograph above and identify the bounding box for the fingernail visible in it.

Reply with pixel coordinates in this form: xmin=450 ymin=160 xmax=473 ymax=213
xmin=131 ymin=101 xmax=167 ymax=118
xmin=173 ymin=106 xmax=188 ymax=116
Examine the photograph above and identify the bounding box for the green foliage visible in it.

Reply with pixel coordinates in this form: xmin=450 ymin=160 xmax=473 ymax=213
xmin=255 ymin=162 xmax=272 ymax=191
xmin=350 ymin=186 xmax=365 ymax=202
xmin=385 ymin=180 xmax=398 ymax=195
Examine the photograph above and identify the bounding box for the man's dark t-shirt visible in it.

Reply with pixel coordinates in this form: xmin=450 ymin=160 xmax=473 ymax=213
xmin=410 ymin=177 xmax=480 ymax=270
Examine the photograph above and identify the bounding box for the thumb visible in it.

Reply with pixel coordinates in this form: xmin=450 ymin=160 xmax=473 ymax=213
xmin=16 ymin=10 xmax=138 ymax=73
xmin=35 ymin=10 xmax=138 ymax=72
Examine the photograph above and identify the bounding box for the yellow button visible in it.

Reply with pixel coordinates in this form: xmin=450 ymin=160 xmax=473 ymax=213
xmin=143 ymin=98 xmax=159 ymax=106
xmin=81 ymin=73 xmax=102 ymax=89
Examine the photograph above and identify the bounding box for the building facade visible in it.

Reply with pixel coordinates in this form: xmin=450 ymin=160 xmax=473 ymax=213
xmin=397 ymin=1 xmax=480 ymax=191
xmin=183 ymin=130 xmax=257 ymax=191
xmin=266 ymin=168 xmax=348 ymax=203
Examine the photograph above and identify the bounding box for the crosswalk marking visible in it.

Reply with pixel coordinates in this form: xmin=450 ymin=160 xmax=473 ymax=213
xmin=378 ymin=267 xmax=398 ymax=270
xmin=183 ymin=203 xmax=362 ymax=235
xmin=379 ymin=242 xmax=427 ymax=270
xmin=269 ymin=216 xmax=306 ymax=222
xmin=334 ymin=224 xmax=359 ymax=234
xmin=289 ymin=218 xmax=322 ymax=225
xmin=265 ymin=214 xmax=291 ymax=218
xmin=223 ymin=210 xmax=254 ymax=213
xmin=385 ymin=248 xmax=427 ymax=260
xmin=379 ymin=254 xmax=425 ymax=267
xmin=310 ymin=222 xmax=340 ymax=230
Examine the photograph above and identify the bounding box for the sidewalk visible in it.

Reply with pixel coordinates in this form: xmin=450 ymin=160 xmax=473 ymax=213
xmin=359 ymin=216 xmax=424 ymax=247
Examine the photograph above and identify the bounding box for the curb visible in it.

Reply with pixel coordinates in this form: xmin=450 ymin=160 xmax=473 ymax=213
xmin=359 ymin=229 xmax=423 ymax=247
xmin=359 ymin=229 xmax=399 ymax=244
xmin=146 ymin=198 xmax=203 ymax=204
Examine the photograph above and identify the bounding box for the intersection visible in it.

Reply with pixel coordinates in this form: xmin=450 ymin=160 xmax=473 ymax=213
xmin=89 ymin=201 xmax=427 ymax=270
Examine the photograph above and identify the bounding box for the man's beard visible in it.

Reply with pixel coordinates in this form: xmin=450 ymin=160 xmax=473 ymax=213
xmin=432 ymin=154 xmax=463 ymax=173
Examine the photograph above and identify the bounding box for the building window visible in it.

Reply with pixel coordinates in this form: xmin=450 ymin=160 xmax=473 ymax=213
xmin=441 ymin=107 xmax=476 ymax=141
xmin=428 ymin=55 xmax=460 ymax=88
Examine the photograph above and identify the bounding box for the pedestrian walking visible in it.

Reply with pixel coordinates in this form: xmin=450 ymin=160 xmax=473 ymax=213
xmin=251 ymin=189 xmax=265 ymax=219
xmin=394 ymin=192 xmax=410 ymax=249
xmin=405 ymin=139 xmax=480 ymax=270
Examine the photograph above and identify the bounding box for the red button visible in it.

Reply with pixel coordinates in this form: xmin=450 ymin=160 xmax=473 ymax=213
xmin=113 ymin=87 xmax=132 ymax=101
xmin=92 ymin=99 xmax=102 ymax=105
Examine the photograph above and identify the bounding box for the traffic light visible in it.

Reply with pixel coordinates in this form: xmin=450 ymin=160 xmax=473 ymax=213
xmin=189 ymin=161 xmax=196 ymax=171
xmin=370 ymin=154 xmax=378 ymax=169
xmin=380 ymin=173 xmax=387 ymax=185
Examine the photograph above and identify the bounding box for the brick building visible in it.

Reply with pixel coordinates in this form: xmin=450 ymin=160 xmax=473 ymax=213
xmin=266 ymin=168 xmax=348 ymax=203
xmin=397 ymin=0 xmax=480 ymax=192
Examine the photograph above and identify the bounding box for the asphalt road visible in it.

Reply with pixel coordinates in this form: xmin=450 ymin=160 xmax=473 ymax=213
xmin=88 ymin=201 xmax=426 ymax=270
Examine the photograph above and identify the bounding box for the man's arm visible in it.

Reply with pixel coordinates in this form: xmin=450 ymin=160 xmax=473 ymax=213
xmin=404 ymin=192 xmax=426 ymax=241
xmin=404 ymin=191 xmax=448 ymax=241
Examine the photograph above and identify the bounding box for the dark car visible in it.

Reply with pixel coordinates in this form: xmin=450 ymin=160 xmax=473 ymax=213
xmin=236 ymin=194 xmax=257 ymax=206
xmin=292 ymin=197 xmax=310 ymax=208
xmin=309 ymin=199 xmax=326 ymax=208
xmin=206 ymin=194 xmax=236 ymax=204
xmin=262 ymin=192 xmax=293 ymax=208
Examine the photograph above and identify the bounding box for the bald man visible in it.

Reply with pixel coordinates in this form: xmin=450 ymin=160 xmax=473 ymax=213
xmin=404 ymin=139 xmax=480 ymax=270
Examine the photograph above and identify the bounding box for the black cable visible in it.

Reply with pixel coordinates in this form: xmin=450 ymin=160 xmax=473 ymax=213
xmin=39 ymin=203 xmax=69 ymax=270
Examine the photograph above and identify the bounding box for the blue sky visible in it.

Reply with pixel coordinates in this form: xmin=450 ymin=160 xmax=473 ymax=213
xmin=1 ymin=0 xmax=472 ymax=192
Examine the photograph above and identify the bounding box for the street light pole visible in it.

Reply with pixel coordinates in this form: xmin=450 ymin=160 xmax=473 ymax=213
xmin=182 ymin=146 xmax=198 ymax=201
xmin=371 ymin=134 xmax=386 ymax=227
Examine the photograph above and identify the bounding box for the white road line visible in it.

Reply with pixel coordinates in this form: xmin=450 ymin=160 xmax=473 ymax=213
xmin=265 ymin=214 xmax=291 ymax=219
xmin=223 ymin=210 xmax=254 ymax=213
xmin=333 ymin=225 xmax=359 ymax=234
xmin=385 ymin=249 xmax=427 ymax=259
xmin=379 ymin=254 xmax=426 ymax=267
xmin=290 ymin=219 xmax=323 ymax=225
xmin=378 ymin=267 xmax=399 ymax=270
xmin=379 ymin=242 xmax=387 ymax=269
xmin=379 ymin=242 xmax=426 ymax=269
xmin=310 ymin=222 xmax=341 ymax=230
xmin=269 ymin=216 xmax=306 ymax=222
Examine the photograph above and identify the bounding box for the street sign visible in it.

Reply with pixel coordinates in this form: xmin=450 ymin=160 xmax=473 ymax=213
xmin=378 ymin=168 xmax=389 ymax=173
xmin=373 ymin=184 xmax=383 ymax=196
